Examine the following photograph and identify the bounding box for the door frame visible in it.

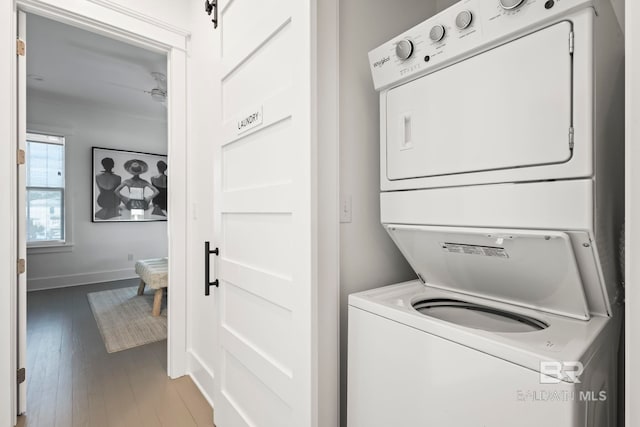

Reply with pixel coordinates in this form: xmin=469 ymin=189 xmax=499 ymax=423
xmin=627 ymin=1 xmax=638 ymax=426
xmin=1 ymin=1 xmax=191 ymax=424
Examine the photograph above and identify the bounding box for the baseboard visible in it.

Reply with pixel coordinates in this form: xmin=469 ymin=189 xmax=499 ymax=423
xmin=27 ymin=268 xmax=137 ymax=291
xmin=187 ymin=349 xmax=215 ymax=408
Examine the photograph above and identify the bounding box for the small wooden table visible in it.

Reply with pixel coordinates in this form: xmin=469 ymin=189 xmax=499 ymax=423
xmin=135 ymin=258 xmax=168 ymax=316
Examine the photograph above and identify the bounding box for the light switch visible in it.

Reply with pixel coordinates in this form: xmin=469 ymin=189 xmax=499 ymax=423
xmin=340 ymin=196 xmax=352 ymax=223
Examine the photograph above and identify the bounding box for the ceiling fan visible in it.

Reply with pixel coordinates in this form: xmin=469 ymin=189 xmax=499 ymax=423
xmin=104 ymin=71 xmax=167 ymax=106
xmin=147 ymin=72 xmax=167 ymax=104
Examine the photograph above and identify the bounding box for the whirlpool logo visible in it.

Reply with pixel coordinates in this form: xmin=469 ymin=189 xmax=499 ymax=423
xmin=373 ymin=56 xmax=390 ymax=68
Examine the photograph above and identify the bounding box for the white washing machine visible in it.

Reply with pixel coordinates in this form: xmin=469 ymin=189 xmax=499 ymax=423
xmin=348 ymin=0 xmax=624 ymax=426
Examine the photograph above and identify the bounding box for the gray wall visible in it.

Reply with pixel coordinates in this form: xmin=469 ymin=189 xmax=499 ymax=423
xmin=339 ymin=1 xmax=438 ymax=424
xmin=610 ymin=0 xmax=625 ymax=31
xmin=26 ymin=89 xmax=168 ymax=290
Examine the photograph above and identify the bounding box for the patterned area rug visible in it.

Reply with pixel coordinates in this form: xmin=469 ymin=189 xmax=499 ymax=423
xmin=87 ymin=286 xmax=167 ymax=353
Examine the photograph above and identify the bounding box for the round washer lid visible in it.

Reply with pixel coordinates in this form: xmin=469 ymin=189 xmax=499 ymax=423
xmin=386 ymin=225 xmax=591 ymax=320
xmin=413 ymin=298 xmax=548 ymax=333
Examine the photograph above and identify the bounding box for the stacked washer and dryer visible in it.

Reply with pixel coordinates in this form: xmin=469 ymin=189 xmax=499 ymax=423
xmin=347 ymin=0 xmax=624 ymax=426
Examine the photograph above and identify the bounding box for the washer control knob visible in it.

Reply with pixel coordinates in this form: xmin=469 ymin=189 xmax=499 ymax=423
xmin=500 ymin=0 xmax=526 ymax=10
xmin=455 ymin=10 xmax=473 ymax=30
xmin=429 ymin=25 xmax=446 ymax=42
xmin=395 ymin=39 xmax=414 ymax=60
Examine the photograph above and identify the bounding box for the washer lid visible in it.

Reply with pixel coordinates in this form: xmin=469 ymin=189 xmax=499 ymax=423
xmin=412 ymin=299 xmax=549 ymax=333
xmin=386 ymin=225 xmax=591 ymax=320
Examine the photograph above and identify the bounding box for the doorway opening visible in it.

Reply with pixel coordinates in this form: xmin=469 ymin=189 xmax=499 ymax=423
xmin=14 ymin=10 xmax=204 ymax=426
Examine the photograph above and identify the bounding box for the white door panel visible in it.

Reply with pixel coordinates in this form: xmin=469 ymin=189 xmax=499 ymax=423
xmin=221 ymin=0 xmax=292 ymax=73
xmin=222 ymin=213 xmax=293 ymax=277
xmin=213 ymin=0 xmax=314 ymax=425
xmin=222 ymin=284 xmax=293 ymax=371
xmin=386 ymin=21 xmax=573 ymax=180
xmin=219 ymin=259 xmax=293 ymax=309
xmin=221 ymin=348 xmax=292 ymax=425
xmin=222 ymin=118 xmax=293 ymax=192
xmin=222 ymin=23 xmax=293 ymax=121
xmin=17 ymin=10 xmax=27 ymax=416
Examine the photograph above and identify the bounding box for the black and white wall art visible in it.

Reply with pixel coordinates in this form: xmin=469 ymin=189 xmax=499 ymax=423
xmin=92 ymin=147 xmax=168 ymax=222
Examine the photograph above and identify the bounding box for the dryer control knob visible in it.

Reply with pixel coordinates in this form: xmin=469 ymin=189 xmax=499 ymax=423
xmin=429 ymin=25 xmax=446 ymax=42
xmin=500 ymin=0 xmax=526 ymax=10
xmin=455 ymin=10 xmax=473 ymax=30
xmin=395 ymin=39 xmax=414 ymax=60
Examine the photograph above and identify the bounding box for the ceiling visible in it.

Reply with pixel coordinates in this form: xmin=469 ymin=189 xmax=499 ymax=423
xmin=26 ymin=14 xmax=167 ymax=119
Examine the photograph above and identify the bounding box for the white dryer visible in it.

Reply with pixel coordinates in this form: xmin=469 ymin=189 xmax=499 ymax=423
xmin=348 ymin=0 xmax=624 ymax=426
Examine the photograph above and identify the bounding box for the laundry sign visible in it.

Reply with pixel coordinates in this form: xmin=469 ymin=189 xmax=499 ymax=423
xmin=236 ymin=106 xmax=263 ymax=135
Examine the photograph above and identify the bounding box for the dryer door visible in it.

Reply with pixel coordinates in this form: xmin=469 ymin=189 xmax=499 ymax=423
xmin=386 ymin=225 xmax=591 ymax=320
xmin=386 ymin=21 xmax=573 ymax=180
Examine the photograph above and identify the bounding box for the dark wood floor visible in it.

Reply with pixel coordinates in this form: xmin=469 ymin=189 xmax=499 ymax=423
xmin=17 ymin=279 xmax=214 ymax=427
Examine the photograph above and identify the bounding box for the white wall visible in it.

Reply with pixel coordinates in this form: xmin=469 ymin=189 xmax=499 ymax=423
xmin=435 ymin=0 xmax=457 ymax=11
xmin=26 ymin=89 xmax=168 ymax=290
xmin=626 ymin=2 xmax=637 ymax=426
xmin=339 ymin=1 xmax=438 ymax=424
xmin=102 ymin=0 xmax=191 ymax=28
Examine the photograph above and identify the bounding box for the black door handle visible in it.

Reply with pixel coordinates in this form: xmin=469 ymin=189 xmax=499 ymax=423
xmin=205 ymin=241 xmax=219 ymax=296
xmin=204 ymin=0 xmax=218 ymax=28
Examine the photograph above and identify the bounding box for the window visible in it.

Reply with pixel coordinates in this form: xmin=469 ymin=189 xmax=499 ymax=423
xmin=26 ymin=133 xmax=66 ymax=245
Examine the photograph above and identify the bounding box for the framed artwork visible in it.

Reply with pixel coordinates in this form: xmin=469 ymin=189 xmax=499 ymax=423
xmin=92 ymin=147 xmax=168 ymax=222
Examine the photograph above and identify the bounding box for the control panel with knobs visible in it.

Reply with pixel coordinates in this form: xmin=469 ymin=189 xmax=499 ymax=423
xmin=455 ymin=10 xmax=473 ymax=30
xmin=500 ymin=0 xmax=526 ymax=10
xmin=395 ymin=39 xmax=414 ymax=60
xmin=429 ymin=25 xmax=446 ymax=42
xmin=369 ymin=0 xmax=586 ymax=90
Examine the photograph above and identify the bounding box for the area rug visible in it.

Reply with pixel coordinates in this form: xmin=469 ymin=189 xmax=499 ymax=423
xmin=87 ymin=286 xmax=167 ymax=353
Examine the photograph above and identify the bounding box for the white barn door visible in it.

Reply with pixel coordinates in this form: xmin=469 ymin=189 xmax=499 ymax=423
xmin=212 ymin=0 xmax=316 ymax=426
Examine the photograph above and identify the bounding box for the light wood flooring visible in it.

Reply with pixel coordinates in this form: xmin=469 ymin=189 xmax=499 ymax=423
xmin=16 ymin=279 xmax=215 ymax=427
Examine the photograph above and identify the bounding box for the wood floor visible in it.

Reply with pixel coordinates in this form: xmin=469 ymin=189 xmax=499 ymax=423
xmin=16 ymin=279 xmax=215 ymax=427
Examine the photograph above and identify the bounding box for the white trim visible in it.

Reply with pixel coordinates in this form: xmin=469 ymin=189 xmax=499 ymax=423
xmin=316 ymin=0 xmax=340 ymax=425
xmin=166 ymin=46 xmax=189 ymax=379
xmin=626 ymin=0 xmax=638 ymax=425
xmin=26 ymin=268 xmax=136 ymax=292
xmin=0 ymin=1 xmax=18 ymax=427
xmin=27 ymin=242 xmax=74 ymax=254
xmin=16 ymin=0 xmax=188 ymax=52
xmin=85 ymin=0 xmax=191 ymax=38
xmin=1 ymin=0 xmax=19 ymax=422
xmin=25 ymin=131 xmax=64 ymax=144
xmin=187 ymin=350 xmax=215 ymax=409
xmin=1 ymin=2 xmax=191 ymax=424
